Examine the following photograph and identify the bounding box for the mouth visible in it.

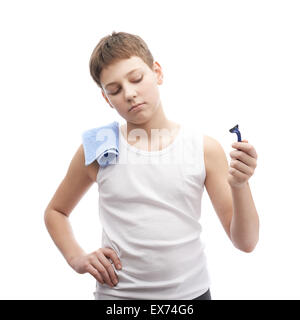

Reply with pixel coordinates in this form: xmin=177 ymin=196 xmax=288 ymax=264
xmin=129 ymin=103 xmax=145 ymax=112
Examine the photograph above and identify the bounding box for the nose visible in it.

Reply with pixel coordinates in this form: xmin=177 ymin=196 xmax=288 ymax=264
xmin=123 ymin=82 xmax=137 ymax=101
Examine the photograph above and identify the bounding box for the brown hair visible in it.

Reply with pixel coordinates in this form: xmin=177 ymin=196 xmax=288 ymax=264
xmin=89 ymin=31 xmax=155 ymax=89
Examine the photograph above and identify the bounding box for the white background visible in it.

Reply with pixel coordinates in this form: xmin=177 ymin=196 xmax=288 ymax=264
xmin=0 ymin=0 xmax=299 ymax=300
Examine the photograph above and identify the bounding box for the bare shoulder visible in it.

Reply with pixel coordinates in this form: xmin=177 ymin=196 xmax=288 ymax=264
xmin=71 ymin=144 xmax=100 ymax=183
xmin=81 ymin=145 xmax=100 ymax=183
xmin=203 ymin=135 xmax=226 ymax=173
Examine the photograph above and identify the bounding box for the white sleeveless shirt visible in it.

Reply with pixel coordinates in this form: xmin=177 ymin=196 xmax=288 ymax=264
xmin=93 ymin=122 xmax=210 ymax=300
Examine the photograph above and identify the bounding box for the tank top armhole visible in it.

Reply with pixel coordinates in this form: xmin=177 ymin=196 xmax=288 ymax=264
xmin=96 ymin=164 xmax=102 ymax=182
xmin=202 ymin=133 xmax=207 ymax=185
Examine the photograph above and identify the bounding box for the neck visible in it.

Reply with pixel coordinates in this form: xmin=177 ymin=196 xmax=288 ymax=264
xmin=126 ymin=103 xmax=174 ymax=140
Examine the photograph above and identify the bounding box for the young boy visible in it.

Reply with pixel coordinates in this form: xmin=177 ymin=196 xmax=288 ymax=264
xmin=44 ymin=31 xmax=259 ymax=300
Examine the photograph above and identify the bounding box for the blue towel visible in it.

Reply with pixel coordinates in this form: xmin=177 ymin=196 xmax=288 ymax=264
xmin=82 ymin=121 xmax=119 ymax=167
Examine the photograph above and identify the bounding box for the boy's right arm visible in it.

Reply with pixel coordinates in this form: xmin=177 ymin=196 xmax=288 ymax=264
xmin=44 ymin=144 xmax=121 ymax=288
xmin=44 ymin=144 xmax=95 ymax=263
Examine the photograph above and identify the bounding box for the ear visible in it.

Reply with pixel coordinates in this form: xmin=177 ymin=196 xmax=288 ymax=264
xmin=101 ymin=90 xmax=114 ymax=109
xmin=153 ymin=61 xmax=163 ymax=85
xmin=101 ymin=89 xmax=107 ymax=101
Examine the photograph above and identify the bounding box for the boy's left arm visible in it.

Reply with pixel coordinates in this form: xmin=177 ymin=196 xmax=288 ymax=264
xmin=204 ymin=136 xmax=259 ymax=252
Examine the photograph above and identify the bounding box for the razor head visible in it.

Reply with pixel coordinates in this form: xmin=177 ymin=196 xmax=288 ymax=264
xmin=229 ymin=124 xmax=242 ymax=142
xmin=229 ymin=124 xmax=239 ymax=133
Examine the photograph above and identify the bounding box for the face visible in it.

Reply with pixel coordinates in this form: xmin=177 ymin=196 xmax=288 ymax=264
xmin=100 ymin=56 xmax=163 ymax=123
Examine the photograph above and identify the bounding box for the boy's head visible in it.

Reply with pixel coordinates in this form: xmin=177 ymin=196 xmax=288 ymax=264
xmin=89 ymin=31 xmax=164 ymax=124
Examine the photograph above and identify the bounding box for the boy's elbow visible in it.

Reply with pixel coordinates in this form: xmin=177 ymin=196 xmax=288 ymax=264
xmin=234 ymin=239 xmax=258 ymax=253
xmin=44 ymin=209 xmax=52 ymax=226
xmin=44 ymin=208 xmax=58 ymax=225
xmin=240 ymin=245 xmax=256 ymax=253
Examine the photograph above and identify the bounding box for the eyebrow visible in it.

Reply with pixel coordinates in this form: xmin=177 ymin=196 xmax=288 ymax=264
xmin=104 ymin=68 xmax=142 ymax=89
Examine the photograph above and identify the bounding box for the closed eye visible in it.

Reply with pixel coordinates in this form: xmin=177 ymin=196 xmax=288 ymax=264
xmin=109 ymin=76 xmax=143 ymax=96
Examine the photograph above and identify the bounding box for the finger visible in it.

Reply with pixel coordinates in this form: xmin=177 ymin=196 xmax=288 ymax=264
xmin=230 ymin=159 xmax=254 ymax=176
xmin=91 ymin=257 xmax=115 ymax=288
xmin=96 ymin=252 xmax=119 ymax=287
xmin=231 ymin=142 xmax=257 ymax=159
xmin=86 ymin=264 xmax=104 ymax=285
xmin=103 ymin=247 xmax=122 ymax=270
xmin=230 ymin=150 xmax=257 ymax=168
xmin=229 ymin=167 xmax=249 ymax=183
